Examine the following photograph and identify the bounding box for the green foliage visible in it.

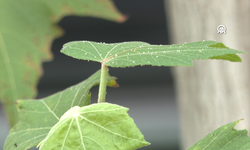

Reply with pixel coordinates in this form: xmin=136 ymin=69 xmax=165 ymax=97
xmin=4 ymin=70 xmax=118 ymax=150
xmin=2 ymin=18 xmax=246 ymax=149
xmin=37 ymin=103 xmax=150 ymax=150
xmin=0 ymin=0 xmax=125 ymax=127
xmin=61 ymin=41 xmax=244 ymax=68
xmin=1 ymin=0 xmax=247 ymax=150
xmin=188 ymin=119 xmax=250 ymax=150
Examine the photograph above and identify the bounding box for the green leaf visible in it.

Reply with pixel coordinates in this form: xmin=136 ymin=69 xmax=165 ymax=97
xmin=4 ymin=70 xmax=118 ymax=150
xmin=60 ymin=41 xmax=244 ymax=68
xmin=188 ymin=119 xmax=250 ymax=150
xmin=0 ymin=0 xmax=125 ymax=127
xmin=210 ymin=54 xmax=242 ymax=62
xmin=37 ymin=103 xmax=150 ymax=150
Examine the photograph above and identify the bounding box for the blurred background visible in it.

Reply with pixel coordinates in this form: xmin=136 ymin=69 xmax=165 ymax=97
xmin=0 ymin=0 xmax=180 ymax=150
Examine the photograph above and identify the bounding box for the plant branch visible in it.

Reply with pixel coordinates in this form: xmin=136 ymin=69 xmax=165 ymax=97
xmin=98 ymin=63 xmax=108 ymax=103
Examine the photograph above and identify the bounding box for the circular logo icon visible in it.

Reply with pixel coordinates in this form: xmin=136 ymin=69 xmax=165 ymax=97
xmin=217 ymin=25 xmax=226 ymax=34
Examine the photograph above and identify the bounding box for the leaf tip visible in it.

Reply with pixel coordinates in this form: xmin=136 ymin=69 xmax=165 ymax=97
xmin=116 ymin=14 xmax=128 ymax=23
xmin=234 ymin=118 xmax=245 ymax=128
xmin=239 ymin=118 xmax=244 ymax=122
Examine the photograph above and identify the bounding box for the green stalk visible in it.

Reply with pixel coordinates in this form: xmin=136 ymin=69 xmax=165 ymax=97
xmin=98 ymin=63 xmax=108 ymax=103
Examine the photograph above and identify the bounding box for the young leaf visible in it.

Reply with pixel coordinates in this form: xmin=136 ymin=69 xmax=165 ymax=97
xmin=37 ymin=103 xmax=150 ymax=150
xmin=0 ymin=0 xmax=125 ymax=127
xmin=4 ymin=70 xmax=118 ymax=150
xmin=61 ymin=41 xmax=244 ymax=68
xmin=188 ymin=119 xmax=250 ymax=150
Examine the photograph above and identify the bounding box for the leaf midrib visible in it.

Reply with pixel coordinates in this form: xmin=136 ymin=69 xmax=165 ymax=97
xmin=0 ymin=30 xmax=18 ymax=102
xmin=41 ymin=101 xmax=60 ymax=120
xmin=102 ymin=45 xmax=230 ymax=64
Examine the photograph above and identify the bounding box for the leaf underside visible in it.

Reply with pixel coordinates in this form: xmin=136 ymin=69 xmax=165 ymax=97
xmin=188 ymin=119 xmax=250 ymax=150
xmin=4 ymin=70 xmax=118 ymax=150
xmin=38 ymin=103 xmax=150 ymax=150
xmin=0 ymin=0 xmax=125 ymax=127
xmin=61 ymin=41 xmax=244 ymax=68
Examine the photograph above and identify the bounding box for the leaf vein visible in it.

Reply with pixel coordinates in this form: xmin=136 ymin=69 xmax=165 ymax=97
xmin=41 ymin=101 xmax=60 ymax=120
xmin=79 ymin=115 xmax=144 ymax=143
xmin=76 ymin=117 xmax=86 ymax=150
xmin=86 ymin=41 xmax=103 ymax=60
xmin=61 ymin=118 xmax=74 ymax=149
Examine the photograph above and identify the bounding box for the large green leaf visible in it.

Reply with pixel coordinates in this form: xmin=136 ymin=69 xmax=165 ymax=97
xmin=60 ymin=41 xmax=244 ymax=68
xmin=4 ymin=70 xmax=118 ymax=150
xmin=188 ymin=119 xmax=250 ymax=150
xmin=37 ymin=103 xmax=150 ymax=150
xmin=0 ymin=0 xmax=125 ymax=127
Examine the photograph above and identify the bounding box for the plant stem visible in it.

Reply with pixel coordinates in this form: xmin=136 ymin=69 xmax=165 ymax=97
xmin=98 ymin=63 xmax=108 ymax=103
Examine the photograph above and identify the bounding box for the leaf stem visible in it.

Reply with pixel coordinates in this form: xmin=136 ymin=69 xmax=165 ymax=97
xmin=98 ymin=63 xmax=108 ymax=103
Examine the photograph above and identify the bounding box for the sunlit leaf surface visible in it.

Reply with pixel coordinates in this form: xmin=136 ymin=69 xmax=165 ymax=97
xmin=38 ymin=103 xmax=150 ymax=150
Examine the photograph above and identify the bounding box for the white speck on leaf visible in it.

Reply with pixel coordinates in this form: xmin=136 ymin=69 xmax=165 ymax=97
xmin=156 ymin=56 xmax=158 ymax=58
xmin=177 ymin=50 xmax=180 ymax=52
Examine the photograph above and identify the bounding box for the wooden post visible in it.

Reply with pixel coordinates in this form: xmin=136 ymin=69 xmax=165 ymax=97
xmin=164 ymin=0 xmax=250 ymax=149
